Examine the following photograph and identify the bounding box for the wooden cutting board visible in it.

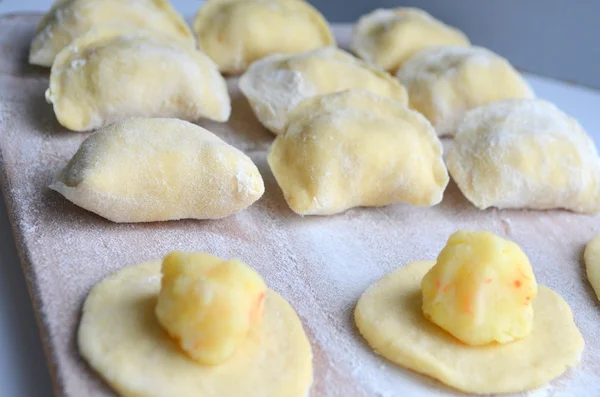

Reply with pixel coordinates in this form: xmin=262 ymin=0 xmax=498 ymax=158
xmin=1 ymin=13 xmax=599 ymax=397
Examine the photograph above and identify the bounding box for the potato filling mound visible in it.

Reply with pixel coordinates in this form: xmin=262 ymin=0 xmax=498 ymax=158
xmin=155 ymin=252 xmax=266 ymax=365
xmin=421 ymin=230 xmax=537 ymax=346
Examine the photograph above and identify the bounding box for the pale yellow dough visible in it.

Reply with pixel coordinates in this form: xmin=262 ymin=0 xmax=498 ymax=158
xmin=193 ymin=0 xmax=334 ymax=74
xmin=50 ymin=118 xmax=264 ymax=223
xmin=396 ymin=46 xmax=534 ymax=136
xmin=268 ymin=90 xmax=448 ymax=215
xmin=30 ymin=0 xmax=194 ymax=67
xmin=239 ymin=47 xmax=408 ymax=134
xmin=47 ymin=28 xmax=230 ymax=131
xmin=355 ymin=261 xmax=584 ymax=394
xmin=78 ymin=260 xmax=313 ymax=397
xmin=585 ymin=235 xmax=600 ymax=299
xmin=351 ymin=8 xmax=470 ymax=73
xmin=447 ymin=99 xmax=600 ymax=213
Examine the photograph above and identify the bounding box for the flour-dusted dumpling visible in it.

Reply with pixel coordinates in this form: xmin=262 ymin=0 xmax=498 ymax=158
xmin=585 ymin=235 xmax=600 ymax=299
xmin=46 ymin=28 xmax=230 ymax=131
xmin=396 ymin=46 xmax=534 ymax=136
xmin=268 ymin=89 xmax=449 ymax=215
xmin=239 ymin=47 xmax=408 ymax=134
xmin=447 ymin=99 xmax=600 ymax=213
xmin=193 ymin=0 xmax=335 ymax=74
xmin=50 ymin=118 xmax=264 ymax=223
xmin=351 ymin=8 xmax=470 ymax=73
xmin=30 ymin=0 xmax=194 ymax=67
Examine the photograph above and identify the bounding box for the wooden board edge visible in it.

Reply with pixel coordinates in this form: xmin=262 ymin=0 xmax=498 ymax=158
xmin=0 ymin=14 xmax=64 ymax=391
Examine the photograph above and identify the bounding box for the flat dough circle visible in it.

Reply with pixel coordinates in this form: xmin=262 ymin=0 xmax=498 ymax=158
xmin=78 ymin=261 xmax=313 ymax=397
xmin=585 ymin=234 xmax=600 ymax=299
xmin=355 ymin=261 xmax=584 ymax=394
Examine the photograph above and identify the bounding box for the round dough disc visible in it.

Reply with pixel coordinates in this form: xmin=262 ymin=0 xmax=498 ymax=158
xmin=355 ymin=261 xmax=584 ymax=394
xmin=78 ymin=261 xmax=313 ymax=397
xmin=585 ymin=234 xmax=600 ymax=299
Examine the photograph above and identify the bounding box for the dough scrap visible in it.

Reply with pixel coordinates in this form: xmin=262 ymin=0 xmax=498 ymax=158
xmin=267 ymin=89 xmax=449 ymax=215
xmin=351 ymin=8 xmax=470 ymax=73
xmin=396 ymin=46 xmax=534 ymax=136
xmin=30 ymin=0 xmax=194 ymax=67
xmin=193 ymin=0 xmax=334 ymax=74
xmin=46 ymin=28 xmax=230 ymax=131
xmin=355 ymin=260 xmax=584 ymax=394
xmin=239 ymin=46 xmax=408 ymax=134
xmin=447 ymin=99 xmax=600 ymax=213
xmin=79 ymin=260 xmax=313 ymax=397
xmin=50 ymin=118 xmax=264 ymax=223
xmin=421 ymin=230 xmax=537 ymax=346
xmin=585 ymin=234 xmax=600 ymax=299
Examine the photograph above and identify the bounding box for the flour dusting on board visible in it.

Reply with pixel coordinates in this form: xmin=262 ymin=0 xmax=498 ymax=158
xmin=1 ymin=17 xmax=600 ymax=397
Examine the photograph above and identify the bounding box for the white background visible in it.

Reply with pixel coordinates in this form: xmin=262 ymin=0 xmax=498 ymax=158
xmin=1 ymin=1 xmax=600 ymax=397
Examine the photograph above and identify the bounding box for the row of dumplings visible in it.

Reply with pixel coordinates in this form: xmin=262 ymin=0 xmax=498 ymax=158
xmin=34 ymin=0 xmax=531 ymax=136
xmin=264 ymin=91 xmax=600 ymax=215
xmin=238 ymin=6 xmax=600 ymax=214
xmin=36 ymin=0 xmax=600 ymax=219
xmin=36 ymin=0 xmax=336 ymax=131
xmin=51 ymin=92 xmax=600 ymax=224
xmin=31 ymin=0 xmax=335 ymax=73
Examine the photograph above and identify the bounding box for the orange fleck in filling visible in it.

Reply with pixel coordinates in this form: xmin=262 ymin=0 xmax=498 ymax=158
xmin=514 ymin=280 xmax=522 ymax=288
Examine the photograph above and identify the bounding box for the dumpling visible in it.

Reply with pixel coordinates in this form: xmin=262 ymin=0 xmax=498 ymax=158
xmin=46 ymin=28 xmax=230 ymax=131
xmin=239 ymin=47 xmax=408 ymax=134
xmin=354 ymin=258 xmax=583 ymax=395
xmin=193 ymin=0 xmax=335 ymax=74
xmin=79 ymin=257 xmax=312 ymax=397
xmin=447 ymin=99 xmax=600 ymax=213
xmin=351 ymin=8 xmax=470 ymax=73
xmin=50 ymin=118 xmax=265 ymax=223
xmin=268 ymin=89 xmax=449 ymax=215
xmin=585 ymin=235 xmax=600 ymax=299
xmin=396 ymin=46 xmax=534 ymax=136
xmin=30 ymin=0 xmax=194 ymax=67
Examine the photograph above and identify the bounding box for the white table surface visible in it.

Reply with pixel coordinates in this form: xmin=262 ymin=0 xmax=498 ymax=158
xmin=1 ymin=5 xmax=600 ymax=397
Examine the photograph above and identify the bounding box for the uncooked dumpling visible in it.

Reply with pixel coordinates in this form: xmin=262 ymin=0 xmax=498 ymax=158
xmin=268 ymin=89 xmax=449 ymax=215
xmin=351 ymin=8 xmax=470 ymax=73
xmin=50 ymin=118 xmax=264 ymax=223
xmin=30 ymin=0 xmax=194 ymax=67
xmin=46 ymin=28 xmax=230 ymax=131
xmin=584 ymin=235 xmax=600 ymax=299
xmin=79 ymin=259 xmax=313 ymax=397
xmin=447 ymin=99 xmax=600 ymax=213
xmin=193 ymin=0 xmax=334 ymax=74
xmin=355 ymin=260 xmax=584 ymax=394
xmin=239 ymin=47 xmax=408 ymax=134
xmin=396 ymin=46 xmax=534 ymax=136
